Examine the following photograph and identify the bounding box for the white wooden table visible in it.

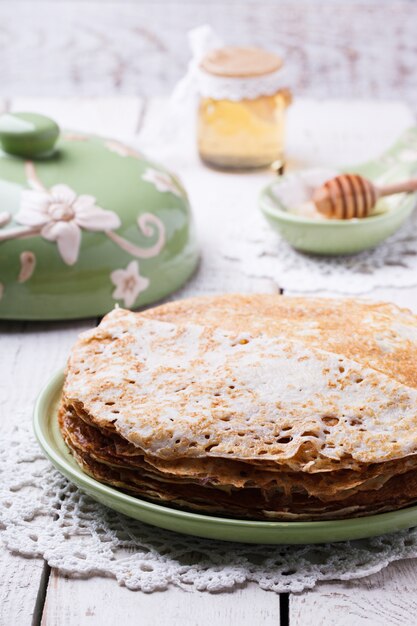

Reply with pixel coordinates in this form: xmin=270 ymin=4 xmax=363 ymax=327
xmin=2 ymin=96 xmax=417 ymax=626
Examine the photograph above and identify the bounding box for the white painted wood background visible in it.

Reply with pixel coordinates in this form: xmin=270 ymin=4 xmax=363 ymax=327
xmin=0 ymin=1 xmax=417 ymax=114
xmin=1 ymin=95 xmax=417 ymax=626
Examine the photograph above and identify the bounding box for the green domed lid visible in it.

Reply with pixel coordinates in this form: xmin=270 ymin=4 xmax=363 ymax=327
xmin=0 ymin=112 xmax=199 ymax=320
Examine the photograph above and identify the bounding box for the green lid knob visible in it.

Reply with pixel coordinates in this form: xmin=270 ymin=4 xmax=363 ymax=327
xmin=0 ymin=112 xmax=60 ymax=158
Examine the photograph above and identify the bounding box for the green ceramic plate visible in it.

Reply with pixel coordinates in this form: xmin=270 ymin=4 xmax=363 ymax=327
xmin=260 ymin=127 xmax=417 ymax=255
xmin=34 ymin=370 xmax=417 ymax=545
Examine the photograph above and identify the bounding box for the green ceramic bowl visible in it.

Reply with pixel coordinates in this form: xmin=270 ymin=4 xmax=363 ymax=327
xmin=0 ymin=113 xmax=199 ymax=320
xmin=34 ymin=370 xmax=417 ymax=545
xmin=260 ymin=128 xmax=417 ymax=255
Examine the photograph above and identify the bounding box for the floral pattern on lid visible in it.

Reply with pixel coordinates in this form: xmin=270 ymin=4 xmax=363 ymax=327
xmin=16 ymin=183 xmax=121 ymax=266
xmin=110 ymin=260 xmax=149 ymax=308
xmin=18 ymin=251 xmax=36 ymax=283
xmin=142 ymin=167 xmax=184 ymax=197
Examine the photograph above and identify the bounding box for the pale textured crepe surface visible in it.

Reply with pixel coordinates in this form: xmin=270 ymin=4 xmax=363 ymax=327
xmin=63 ymin=302 xmax=417 ymax=471
xmin=60 ymin=295 xmax=417 ymax=520
xmin=142 ymin=295 xmax=417 ymax=389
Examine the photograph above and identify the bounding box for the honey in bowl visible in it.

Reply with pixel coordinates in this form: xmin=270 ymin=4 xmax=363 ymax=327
xmin=197 ymin=46 xmax=291 ymax=171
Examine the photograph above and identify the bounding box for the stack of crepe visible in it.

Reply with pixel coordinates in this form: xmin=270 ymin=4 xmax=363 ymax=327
xmin=59 ymin=295 xmax=417 ymax=521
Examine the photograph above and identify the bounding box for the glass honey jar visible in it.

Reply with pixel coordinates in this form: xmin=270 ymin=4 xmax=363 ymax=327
xmin=196 ymin=46 xmax=291 ymax=171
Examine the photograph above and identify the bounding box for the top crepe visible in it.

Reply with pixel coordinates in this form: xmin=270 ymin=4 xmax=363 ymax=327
xmin=141 ymin=295 xmax=417 ymax=389
xmin=63 ymin=300 xmax=417 ymax=473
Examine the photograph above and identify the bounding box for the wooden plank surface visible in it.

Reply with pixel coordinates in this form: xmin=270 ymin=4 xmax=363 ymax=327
xmin=0 ymin=319 xmax=93 ymax=626
xmin=11 ymin=97 xmax=144 ymax=137
xmin=0 ymin=1 xmax=416 ymax=116
xmin=41 ymin=576 xmax=280 ymax=626
xmin=290 ymin=560 xmax=417 ymax=626
xmin=0 ymin=551 xmax=47 ymax=626
xmin=0 ymin=96 xmax=49 ymax=626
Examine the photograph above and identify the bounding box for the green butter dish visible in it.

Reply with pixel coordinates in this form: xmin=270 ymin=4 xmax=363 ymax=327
xmin=0 ymin=112 xmax=199 ymax=320
xmin=34 ymin=370 xmax=417 ymax=545
xmin=260 ymin=127 xmax=417 ymax=255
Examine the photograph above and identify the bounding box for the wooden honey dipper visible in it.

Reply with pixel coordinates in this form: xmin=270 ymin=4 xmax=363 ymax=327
xmin=313 ymin=173 xmax=417 ymax=219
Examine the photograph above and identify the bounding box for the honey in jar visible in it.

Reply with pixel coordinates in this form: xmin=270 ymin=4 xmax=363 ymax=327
xmin=197 ymin=46 xmax=291 ymax=171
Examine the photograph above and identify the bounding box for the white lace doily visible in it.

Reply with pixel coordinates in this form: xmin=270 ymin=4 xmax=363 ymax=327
xmin=220 ymin=206 xmax=417 ymax=295
xmin=2 ymin=423 xmax=417 ymax=594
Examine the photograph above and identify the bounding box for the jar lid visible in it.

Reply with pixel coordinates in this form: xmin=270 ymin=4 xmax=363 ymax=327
xmin=200 ymin=46 xmax=283 ymax=78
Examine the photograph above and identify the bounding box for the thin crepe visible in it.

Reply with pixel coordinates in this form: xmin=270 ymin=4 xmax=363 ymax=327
xmin=59 ymin=295 xmax=417 ymax=520
xmin=63 ymin=307 xmax=417 ymax=472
